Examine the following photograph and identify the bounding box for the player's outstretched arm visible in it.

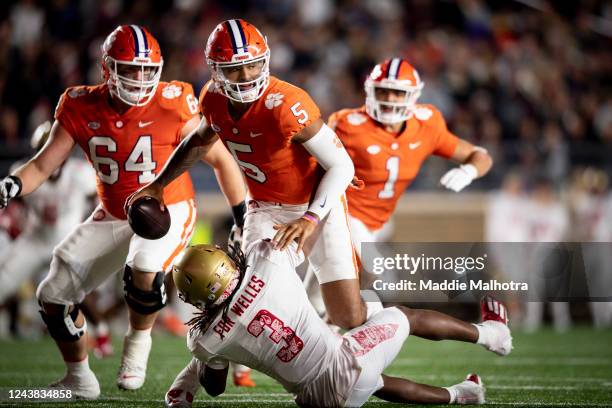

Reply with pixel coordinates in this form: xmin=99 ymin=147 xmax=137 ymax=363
xmin=440 ymin=140 xmax=493 ymax=193
xmin=3 ymin=121 xmax=74 ymax=202
xmin=125 ymin=117 xmax=217 ymax=209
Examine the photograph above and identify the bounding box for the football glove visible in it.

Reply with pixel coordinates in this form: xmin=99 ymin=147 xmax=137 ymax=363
xmin=0 ymin=176 xmax=22 ymax=209
xmin=440 ymin=164 xmax=478 ymax=193
xmin=228 ymin=224 xmax=243 ymax=253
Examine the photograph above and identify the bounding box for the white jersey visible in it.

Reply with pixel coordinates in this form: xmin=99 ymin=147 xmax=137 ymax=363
xmin=486 ymin=192 xmax=530 ymax=242
xmin=188 ymin=240 xmax=353 ymax=395
xmin=527 ymin=200 xmax=568 ymax=242
xmin=18 ymin=158 xmax=96 ymax=240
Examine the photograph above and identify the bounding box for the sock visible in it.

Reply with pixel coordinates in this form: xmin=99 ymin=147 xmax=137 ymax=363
xmin=126 ymin=326 xmax=152 ymax=341
xmin=473 ymin=323 xmax=490 ymax=347
xmin=66 ymin=356 xmax=90 ymax=376
xmin=96 ymin=322 xmax=109 ymax=337
xmin=444 ymin=385 xmax=457 ymax=404
xmin=361 ymin=290 xmax=384 ymax=320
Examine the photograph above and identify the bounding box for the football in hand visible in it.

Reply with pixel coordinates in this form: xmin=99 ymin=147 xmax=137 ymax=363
xmin=127 ymin=196 xmax=171 ymax=240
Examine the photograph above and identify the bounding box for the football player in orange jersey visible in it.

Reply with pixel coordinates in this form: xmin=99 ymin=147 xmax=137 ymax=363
xmin=329 ymin=58 xmax=493 ymax=261
xmin=131 ymin=20 xmax=373 ymax=337
xmin=0 ymin=25 xmax=245 ymax=398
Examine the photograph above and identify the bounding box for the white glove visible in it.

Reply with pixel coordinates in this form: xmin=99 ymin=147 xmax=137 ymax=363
xmin=0 ymin=176 xmax=22 ymax=209
xmin=228 ymin=224 xmax=243 ymax=253
xmin=440 ymin=164 xmax=478 ymax=192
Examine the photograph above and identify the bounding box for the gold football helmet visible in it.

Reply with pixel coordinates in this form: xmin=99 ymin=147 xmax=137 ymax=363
xmin=172 ymin=244 xmax=239 ymax=310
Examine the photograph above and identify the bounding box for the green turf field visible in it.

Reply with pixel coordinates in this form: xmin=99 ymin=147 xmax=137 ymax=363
xmin=0 ymin=327 xmax=611 ymax=407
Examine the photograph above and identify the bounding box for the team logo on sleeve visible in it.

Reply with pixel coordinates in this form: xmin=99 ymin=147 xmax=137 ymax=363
xmin=264 ymin=93 xmax=284 ymax=109
xmin=347 ymin=112 xmax=367 ymax=126
xmin=68 ymin=88 xmax=87 ymax=98
xmin=414 ymin=106 xmax=433 ymax=121
xmin=162 ymin=84 xmax=183 ymax=99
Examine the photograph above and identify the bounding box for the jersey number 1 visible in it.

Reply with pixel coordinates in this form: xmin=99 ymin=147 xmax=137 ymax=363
xmin=89 ymin=136 xmax=156 ymax=185
xmin=379 ymin=156 xmax=399 ymax=199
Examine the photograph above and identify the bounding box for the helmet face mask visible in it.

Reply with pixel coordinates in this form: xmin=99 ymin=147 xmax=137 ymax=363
xmin=102 ymin=25 xmax=163 ymax=107
xmin=364 ymin=59 xmax=424 ymax=125
xmin=206 ymin=19 xmax=270 ymax=104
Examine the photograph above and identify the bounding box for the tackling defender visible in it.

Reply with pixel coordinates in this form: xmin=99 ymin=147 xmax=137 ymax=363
xmin=0 ymin=25 xmax=245 ymax=398
xmin=164 ymin=242 xmax=512 ymax=407
xmin=330 ymin=58 xmax=492 ymax=259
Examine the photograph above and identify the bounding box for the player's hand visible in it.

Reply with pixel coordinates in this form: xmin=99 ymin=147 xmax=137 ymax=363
xmin=349 ymin=176 xmax=365 ymax=190
xmin=0 ymin=176 xmax=22 ymax=209
xmin=125 ymin=181 xmax=165 ymax=213
xmin=228 ymin=224 xmax=243 ymax=252
xmin=440 ymin=164 xmax=478 ymax=193
xmin=272 ymin=214 xmax=318 ymax=252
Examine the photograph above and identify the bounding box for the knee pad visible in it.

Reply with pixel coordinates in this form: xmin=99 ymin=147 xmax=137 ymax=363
xmin=39 ymin=304 xmax=87 ymax=342
xmin=123 ymin=265 xmax=167 ymax=315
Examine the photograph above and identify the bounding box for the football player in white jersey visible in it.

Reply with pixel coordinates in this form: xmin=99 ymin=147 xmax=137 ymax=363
xmin=164 ymin=242 xmax=513 ymax=407
xmin=0 ymin=122 xmax=97 ymax=305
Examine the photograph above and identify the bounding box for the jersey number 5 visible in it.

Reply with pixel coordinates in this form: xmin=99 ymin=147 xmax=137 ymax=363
xmin=89 ymin=136 xmax=156 ymax=185
xmin=247 ymin=309 xmax=304 ymax=362
xmin=225 ymin=141 xmax=267 ymax=183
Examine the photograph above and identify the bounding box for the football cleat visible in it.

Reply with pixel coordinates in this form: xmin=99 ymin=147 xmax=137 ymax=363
xmin=454 ymin=373 xmax=485 ymax=405
xmin=233 ymin=370 xmax=256 ymax=388
xmin=49 ymin=370 xmax=101 ymax=400
xmin=116 ymin=334 xmax=152 ymax=390
xmin=478 ymin=296 xmax=513 ymax=356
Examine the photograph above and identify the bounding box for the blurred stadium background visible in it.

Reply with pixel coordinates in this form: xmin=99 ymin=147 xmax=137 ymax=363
xmin=0 ymin=1 xmax=611 ymax=406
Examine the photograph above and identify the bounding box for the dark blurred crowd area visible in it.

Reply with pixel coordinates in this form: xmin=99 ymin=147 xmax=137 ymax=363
xmin=0 ymin=0 xmax=610 ymax=189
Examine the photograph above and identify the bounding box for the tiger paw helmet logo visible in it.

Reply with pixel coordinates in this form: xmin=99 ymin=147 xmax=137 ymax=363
xmin=162 ymin=84 xmax=183 ymax=99
xmin=265 ymin=93 xmax=284 ymax=109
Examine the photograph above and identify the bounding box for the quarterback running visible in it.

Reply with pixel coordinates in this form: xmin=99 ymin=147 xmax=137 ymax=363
xmin=164 ymin=242 xmax=513 ymax=407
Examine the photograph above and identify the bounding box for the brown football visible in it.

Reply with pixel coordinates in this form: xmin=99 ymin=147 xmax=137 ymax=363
xmin=127 ymin=196 xmax=171 ymax=240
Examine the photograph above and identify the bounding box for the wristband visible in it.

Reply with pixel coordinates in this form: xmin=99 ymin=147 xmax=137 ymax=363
xmin=301 ymin=213 xmax=319 ymax=226
xmin=231 ymin=201 xmax=247 ymax=228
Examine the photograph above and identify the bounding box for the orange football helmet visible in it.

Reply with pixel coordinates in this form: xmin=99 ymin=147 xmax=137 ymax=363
xmin=205 ymin=19 xmax=270 ymax=103
xmin=364 ymin=58 xmax=424 ymax=124
xmin=102 ymin=25 xmax=163 ymax=107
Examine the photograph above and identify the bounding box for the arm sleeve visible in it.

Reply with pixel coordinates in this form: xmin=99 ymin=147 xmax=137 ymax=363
xmin=301 ymin=124 xmax=355 ymax=220
xmin=187 ymin=331 xmax=229 ymax=368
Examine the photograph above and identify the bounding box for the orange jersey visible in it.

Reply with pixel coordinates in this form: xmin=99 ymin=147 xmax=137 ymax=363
xmin=55 ymin=81 xmax=198 ymax=219
xmin=330 ymin=105 xmax=459 ymax=230
xmin=199 ymin=76 xmax=321 ymax=204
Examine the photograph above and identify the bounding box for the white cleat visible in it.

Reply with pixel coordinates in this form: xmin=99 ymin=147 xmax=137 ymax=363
xmin=50 ymin=370 xmax=101 ymax=400
xmin=454 ymin=373 xmax=485 ymax=405
xmin=479 ymin=320 xmax=513 ymax=356
xmin=117 ymin=333 xmax=152 ymax=390
xmin=165 ymin=358 xmax=203 ymax=408
xmin=478 ymin=296 xmax=513 ymax=356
